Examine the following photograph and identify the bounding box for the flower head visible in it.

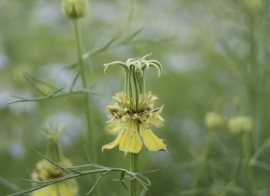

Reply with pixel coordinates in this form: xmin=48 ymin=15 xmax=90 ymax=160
xmin=228 ymin=116 xmax=253 ymax=134
xmin=31 ymin=158 xmax=78 ymax=196
xmin=103 ymin=54 xmax=166 ymax=155
xmin=102 ymin=91 xmax=167 ymax=156
xmin=31 ymin=123 xmax=78 ymax=196
xmin=204 ymin=112 xmax=224 ymax=129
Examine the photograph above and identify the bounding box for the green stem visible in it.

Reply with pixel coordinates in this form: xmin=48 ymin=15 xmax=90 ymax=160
xmin=191 ymin=129 xmax=217 ymax=195
xmin=130 ymin=153 xmax=138 ymax=196
xmin=241 ymin=133 xmax=256 ymax=193
xmin=72 ymin=18 xmax=99 ymax=195
xmin=130 ymin=122 xmax=139 ymax=196
xmin=46 ymin=139 xmax=61 ymax=162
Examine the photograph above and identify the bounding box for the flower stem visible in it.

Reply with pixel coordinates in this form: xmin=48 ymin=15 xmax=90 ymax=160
xmin=72 ymin=18 xmax=99 ymax=195
xmin=130 ymin=122 xmax=139 ymax=196
xmin=130 ymin=153 xmax=138 ymax=196
xmin=191 ymin=129 xmax=217 ymax=195
xmin=241 ymin=133 xmax=256 ymax=193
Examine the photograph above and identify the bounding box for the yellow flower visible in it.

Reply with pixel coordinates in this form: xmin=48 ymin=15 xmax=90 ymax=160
xmin=31 ymin=158 xmax=78 ymax=196
xmin=102 ymin=91 xmax=167 ymax=156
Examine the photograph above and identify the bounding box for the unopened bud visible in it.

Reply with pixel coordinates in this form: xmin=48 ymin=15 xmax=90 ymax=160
xmin=205 ymin=112 xmax=224 ymax=129
xmin=228 ymin=116 xmax=253 ymax=134
xmin=62 ymin=0 xmax=89 ymax=19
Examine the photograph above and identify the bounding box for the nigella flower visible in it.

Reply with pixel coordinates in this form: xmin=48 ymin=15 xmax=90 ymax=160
xmin=31 ymin=123 xmax=79 ymax=196
xmin=31 ymin=158 xmax=78 ymax=196
xmin=102 ymin=91 xmax=167 ymax=155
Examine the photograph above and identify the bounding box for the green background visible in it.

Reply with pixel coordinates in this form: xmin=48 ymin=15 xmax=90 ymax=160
xmin=1 ymin=0 xmax=270 ymax=195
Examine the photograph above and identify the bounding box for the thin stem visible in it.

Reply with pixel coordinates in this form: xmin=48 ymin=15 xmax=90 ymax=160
xmin=191 ymin=129 xmax=217 ymax=195
xmin=130 ymin=122 xmax=139 ymax=196
xmin=130 ymin=153 xmax=138 ymax=196
xmin=72 ymin=18 xmax=99 ymax=195
xmin=46 ymin=139 xmax=61 ymax=163
xmin=8 ymin=89 xmax=98 ymax=104
xmin=241 ymin=133 xmax=256 ymax=193
xmin=252 ymin=135 xmax=270 ymax=161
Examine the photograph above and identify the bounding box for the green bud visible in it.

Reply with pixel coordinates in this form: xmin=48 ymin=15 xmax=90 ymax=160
xmin=62 ymin=0 xmax=89 ymax=19
xmin=228 ymin=116 xmax=253 ymax=134
xmin=204 ymin=112 xmax=224 ymax=129
xmin=39 ymin=123 xmax=66 ymax=162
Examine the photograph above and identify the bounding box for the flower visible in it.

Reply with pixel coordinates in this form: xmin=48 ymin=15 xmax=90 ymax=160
xmin=31 ymin=158 xmax=78 ymax=196
xmin=102 ymin=91 xmax=167 ymax=155
xmin=204 ymin=112 xmax=224 ymax=129
xmin=228 ymin=116 xmax=253 ymax=134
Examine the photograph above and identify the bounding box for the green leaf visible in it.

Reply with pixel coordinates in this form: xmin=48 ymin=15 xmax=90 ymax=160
xmin=23 ymin=73 xmax=47 ymax=96
xmin=0 ymin=177 xmax=21 ymax=192
xmin=23 ymin=72 xmax=57 ymax=90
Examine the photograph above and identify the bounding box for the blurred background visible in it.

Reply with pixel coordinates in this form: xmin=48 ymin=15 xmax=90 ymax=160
xmin=1 ymin=0 xmax=270 ymax=195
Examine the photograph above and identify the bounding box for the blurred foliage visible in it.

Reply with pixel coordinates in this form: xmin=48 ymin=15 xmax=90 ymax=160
xmin=1 ymin=0 xmax=270 ymax=196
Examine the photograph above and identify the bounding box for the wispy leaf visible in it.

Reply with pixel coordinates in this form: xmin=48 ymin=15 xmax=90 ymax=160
xmin=23 ymin=73 xmax=47 ymax=96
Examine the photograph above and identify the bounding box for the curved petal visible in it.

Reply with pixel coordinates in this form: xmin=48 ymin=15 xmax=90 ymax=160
xmin=102 ymin=129 xmax=124 ymax=152
xmin=138 ymin=53 xmax=152 ymax=61
xmin=119 ymin=123 xmax=142 ymax=156
xmin=104 ymin=61 xmax=128 ymax=74
xmin=141 ymin=128 xmax=167 ymax=152
xmin=106 ymin=122 xmax=122 ymax=134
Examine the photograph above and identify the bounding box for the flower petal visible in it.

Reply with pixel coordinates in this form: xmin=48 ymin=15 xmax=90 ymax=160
xmin=141 ymin=128 xmax=167 ymax=152
xmin=106 ymin=121 xmax=123 ymax=134
xmin=102 ymin=129 xmax=124 ymax=152
xmin=119 ymin=122 xmax=142 ymax=156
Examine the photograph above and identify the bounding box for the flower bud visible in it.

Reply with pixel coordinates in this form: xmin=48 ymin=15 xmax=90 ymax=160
xmin=228 ymin=116 xmax=253 ymax=134
xmin=204 ymin=112 xmax=224 ymax=129
xmin=32 ymin=124 xmax=78 ymax=196
xmin=31 ymin=158 xmax=78 ymax=196
xmin=62 ymin=0 xmax=89 ymax=19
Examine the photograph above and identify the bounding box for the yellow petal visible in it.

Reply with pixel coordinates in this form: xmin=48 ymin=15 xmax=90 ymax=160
xmin=106 ymin=122 xmax=123 ymax=134
xmin=141 ymin=128 xmax=167 ymax=152
xmin=119 ymin=122 xmax=142 ymax=155
xmin=119 ymin=128 xmax=129 ymax=151
xmin=102 ymin=129 xmax=124 ymax=152
xmin=130 ymin=130 xmax=142 ymax=152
